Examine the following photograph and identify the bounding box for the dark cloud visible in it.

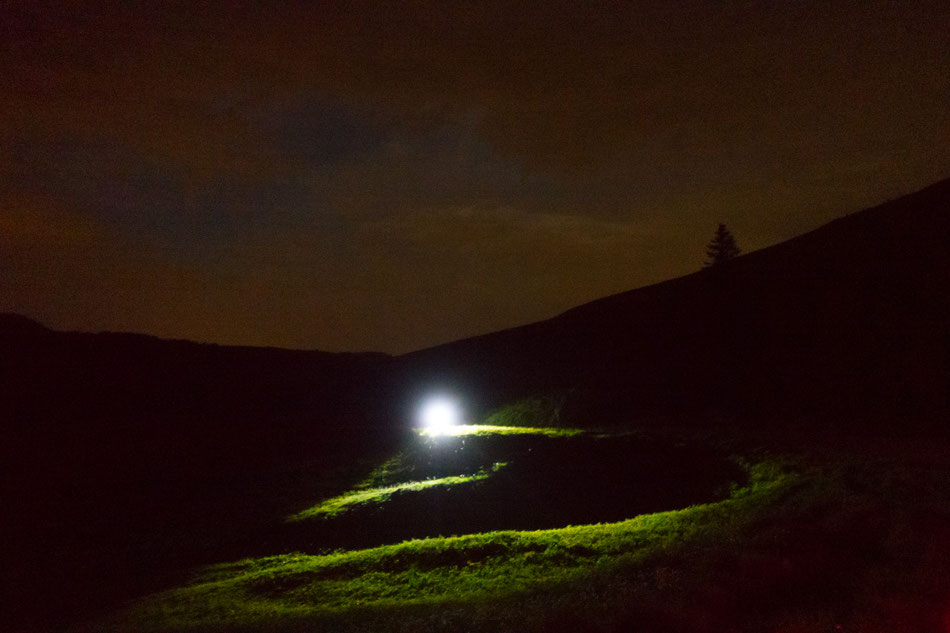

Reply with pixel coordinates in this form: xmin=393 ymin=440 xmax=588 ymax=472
xmin=260 ymin=97 xmax=388 ymax=166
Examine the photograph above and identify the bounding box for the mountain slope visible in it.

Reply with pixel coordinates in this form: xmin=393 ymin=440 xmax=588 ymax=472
xmin=398 ymin=177 xmax=950 ymax=426
xmin=0 ymin=318 xmax=396 ymax=630
xmin=5 ymin=178 xmax=948 ymax=433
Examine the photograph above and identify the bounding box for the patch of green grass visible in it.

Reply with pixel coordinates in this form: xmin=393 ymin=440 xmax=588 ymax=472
xmin=352 ymin=453 xmax=411 ymax=490
xmin=414 ymin=424 xmax=583 ymax=438
xmin=480 ymin=394 xmax=568 ymax=428
xmin=288 ymin=463 xmax=509 ymax=521
xmin=91 ymin=457 xmax=801 ymax=632
xmin=413 ymin=395 xmax=582 ymax=438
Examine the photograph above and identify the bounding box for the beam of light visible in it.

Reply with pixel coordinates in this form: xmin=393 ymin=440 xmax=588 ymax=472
xmin=418 ymin=397 xmax=461 ymax=435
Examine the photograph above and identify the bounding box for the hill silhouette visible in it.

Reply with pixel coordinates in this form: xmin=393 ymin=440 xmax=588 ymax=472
xmin=5 ymin=178 xmax=948 ymax=443
xmin=396 ymin=177 xmax=950 ymax=429
xmin=0 ymin=319 xmax=394 ymax=630
xmin=1 ymin=314 xmax=396 ymax=511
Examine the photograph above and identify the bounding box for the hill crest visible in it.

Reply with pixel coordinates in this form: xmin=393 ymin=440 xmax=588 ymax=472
xmin=397 ymin=176 xmax=950 ymax=423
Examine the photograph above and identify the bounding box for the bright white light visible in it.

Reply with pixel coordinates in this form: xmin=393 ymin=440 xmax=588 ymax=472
xmin=419 ymin=397 xmax=461 ymax=435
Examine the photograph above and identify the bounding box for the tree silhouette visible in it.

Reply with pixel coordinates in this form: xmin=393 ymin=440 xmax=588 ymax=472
xmin=704 ymin=223 xmax=741 ymax=267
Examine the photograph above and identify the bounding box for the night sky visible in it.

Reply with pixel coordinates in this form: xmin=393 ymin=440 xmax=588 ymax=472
xmin=2 ymin=2 xmax=948 ymax=354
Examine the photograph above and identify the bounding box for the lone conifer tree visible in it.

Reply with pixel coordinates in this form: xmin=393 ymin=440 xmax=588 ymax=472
xmin=705 ymin=223 xmax=741 ymax=267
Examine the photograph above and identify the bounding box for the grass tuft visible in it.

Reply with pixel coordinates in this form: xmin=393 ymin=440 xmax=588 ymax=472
xmin=479 ymin=395 xmax=568 ymax=428
xmin=288 ymin=464 xmax=507 ymax=521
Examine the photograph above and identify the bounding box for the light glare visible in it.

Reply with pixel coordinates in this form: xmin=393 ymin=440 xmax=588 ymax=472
xmin=419 ymin=398 xmax=460 ymax=434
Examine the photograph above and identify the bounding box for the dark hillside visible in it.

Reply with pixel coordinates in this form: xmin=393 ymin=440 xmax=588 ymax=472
xmin=1 ymin=316 xmax=395 ymax=481
xmin=397 ymin=178 xmax=950 ymax=429
xmin=1 ymin=315 xmax=391 ymax=432
xmin=0 ymin=318 xmax=394 ymax=630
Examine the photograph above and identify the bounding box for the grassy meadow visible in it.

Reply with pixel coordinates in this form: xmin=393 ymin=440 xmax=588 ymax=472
xmin=79 ymin=397 xmax=950 ymax=632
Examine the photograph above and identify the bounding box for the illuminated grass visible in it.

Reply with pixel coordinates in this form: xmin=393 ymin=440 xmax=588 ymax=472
xmin=93 ymin=460 xmax=801 ymax=633
xmin=415 ymin=424 xmax=583 ymax=438
xmin=480 ymin=395 xmax=567 ymax=428
xmin=289 ymin=464 xmax=508 ymax=521
xmin=414 ymin=395 xmax=581 ymax=437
